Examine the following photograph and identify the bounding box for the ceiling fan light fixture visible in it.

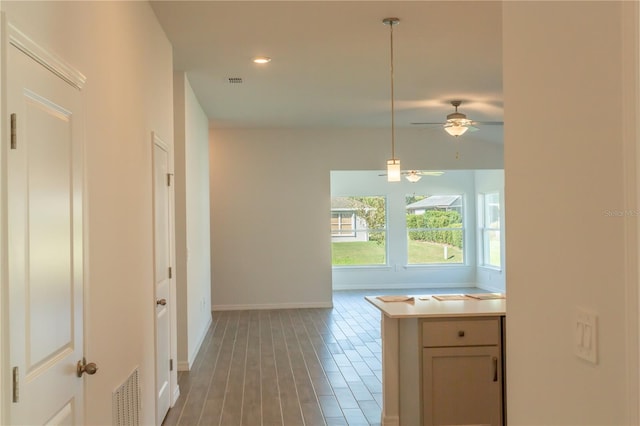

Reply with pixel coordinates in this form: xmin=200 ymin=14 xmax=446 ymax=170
xmin=253 ymin=56 xmax=271 ymax=64
xmin=443 ymin=100 xmax=472 ymax=137
xmin=405 ymin=171 xmax=422 ymax=183
xmin=444 ymin=123 xmax=469 ymax=137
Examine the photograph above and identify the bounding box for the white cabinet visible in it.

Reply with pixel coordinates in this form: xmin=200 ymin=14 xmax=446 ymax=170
xmin=364 ymin=296 xmax=506 ymax=425
xmin=421 ymin=317 xmax=505 ymax=426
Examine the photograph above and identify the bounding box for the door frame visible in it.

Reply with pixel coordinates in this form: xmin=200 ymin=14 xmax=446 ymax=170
xmin=151 ymin=131 xmax=179 ymax=424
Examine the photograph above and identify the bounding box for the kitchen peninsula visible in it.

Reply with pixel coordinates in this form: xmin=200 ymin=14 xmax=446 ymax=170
xmin=366 ymin=294 xmax=506 ymax=426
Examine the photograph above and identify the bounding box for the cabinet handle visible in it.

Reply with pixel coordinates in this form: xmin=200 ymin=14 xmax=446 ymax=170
xmin=458 ymin=330 xmax=465 ymax=337
xmin=492 ymin=356 xmax=498 ymax=382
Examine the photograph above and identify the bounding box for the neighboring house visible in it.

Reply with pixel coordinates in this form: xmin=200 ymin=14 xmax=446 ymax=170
xmin=330 ymin=197 xmax=370 ymax=242
xmin=406 ymin=195 xmax=462 ymax=215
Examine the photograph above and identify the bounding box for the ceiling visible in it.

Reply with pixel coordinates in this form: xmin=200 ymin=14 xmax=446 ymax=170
xmin=150 ymin=1 xmax=503 ymax=143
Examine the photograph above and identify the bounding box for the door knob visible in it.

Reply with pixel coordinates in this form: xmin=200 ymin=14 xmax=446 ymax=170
xmin=156 ymin=298 xmax=167 ymax=306
xmin=77 ymin=357 xmax=98 ymax=377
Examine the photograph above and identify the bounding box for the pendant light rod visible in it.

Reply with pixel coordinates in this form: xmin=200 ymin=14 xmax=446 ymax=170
xmin=383 ymin=17 xmax=400 ymax=182
xmin=383 ymin=17 xmax=399 ymax=161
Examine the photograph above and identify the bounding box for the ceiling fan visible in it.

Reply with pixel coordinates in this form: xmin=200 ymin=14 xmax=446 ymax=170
xmin=379 ymin=170 xmax=444 ymax=183
xmin=411 ymin=100 xmax=504 ymax=136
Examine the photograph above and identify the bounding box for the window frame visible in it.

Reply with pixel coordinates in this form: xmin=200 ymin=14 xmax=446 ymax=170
xmin=330 ymin=195 xmax=389 ymax=267
xmin=479 ymin=191 xmax=502 ymax=270
xmin=331 ymin=211 xmax=356 ymax=237
xmin=405 ymin=194 xmax=466 ymax=266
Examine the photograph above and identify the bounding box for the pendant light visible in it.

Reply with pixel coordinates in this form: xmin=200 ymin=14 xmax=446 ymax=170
xmin=383 ymin=17 xmax=401 ymax=182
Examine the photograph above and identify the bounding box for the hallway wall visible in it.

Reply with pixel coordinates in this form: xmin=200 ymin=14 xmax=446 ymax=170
xmin=0 ymin=2 xmax=175 ymax=424
xmin=504 ymin=2 xmax=639 ymax=423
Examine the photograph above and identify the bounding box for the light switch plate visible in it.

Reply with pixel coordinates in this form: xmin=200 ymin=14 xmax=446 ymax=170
xmin=575 ymin=308 xmax=598 ymax=364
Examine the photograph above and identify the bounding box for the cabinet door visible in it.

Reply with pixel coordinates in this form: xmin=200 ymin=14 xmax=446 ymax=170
xmin=423 ymin=346 xmax=502 ymax=426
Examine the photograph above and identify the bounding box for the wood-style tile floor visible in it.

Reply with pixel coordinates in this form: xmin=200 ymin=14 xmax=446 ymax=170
xmin=162 ymin=288 xmax=475 ymax=426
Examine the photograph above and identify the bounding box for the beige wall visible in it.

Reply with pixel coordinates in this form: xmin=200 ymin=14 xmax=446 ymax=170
xmin=209 ymin=127 xmax=502 ymax=308
xmin=504 ymin=1 xmax=638 ymax=424
xmin=0 ymin=1 xmax=174 ymax=424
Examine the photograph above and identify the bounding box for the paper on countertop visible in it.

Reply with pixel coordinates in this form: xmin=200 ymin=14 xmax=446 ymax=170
xmin=465 ymin=293 xmax=506 ymax=300
xmin=376 ymin=295 xmax=415 ymax=302
xmin=432 ymin=294 xmax=471 ymax=301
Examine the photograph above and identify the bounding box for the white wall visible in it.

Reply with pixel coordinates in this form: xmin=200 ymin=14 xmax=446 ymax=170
xmin=475 ymin=169 xmax=505 ymax=292
xmin=173 ymin=72 xmax=212 ymax=370
xmin=0 ymin=2 xmax=174 ymax=424
xmin=504 ymin=2 xmax=638 ymax=424
xmin=210 ymin=128 xmax=502 ymax=308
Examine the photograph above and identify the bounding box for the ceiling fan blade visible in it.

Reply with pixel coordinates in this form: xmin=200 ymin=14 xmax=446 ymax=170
xmin=471 ymin=121 xmax=504 ymax=125
xmin=410 ymin=122 xmax=446 ymax=126
xmin=380 ymin=170 xmax=444 ymax=177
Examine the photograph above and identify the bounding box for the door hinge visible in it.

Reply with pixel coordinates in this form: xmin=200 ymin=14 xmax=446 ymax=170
xmin=167 ymin=173 xmax=173 ymax=186
xmin=168 ymin=267 xmax=172 ymax=279
xmin=170 ymin=359 xmax=174 ymax=371
xmin=10 ymin=113 xmax=17 ymax=150
xmin=12 ymin=366 xmax=19 ymax=403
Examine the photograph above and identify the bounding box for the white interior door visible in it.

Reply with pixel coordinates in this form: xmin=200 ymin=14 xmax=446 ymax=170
xmin=153 ymin=133 xmax=172 ymax=424
xmin=7 ymin=29 xmax=86 ymax=425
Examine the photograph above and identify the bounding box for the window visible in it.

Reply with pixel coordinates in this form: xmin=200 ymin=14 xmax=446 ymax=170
xmin=480 ymin=192 xmax=501 ymax=268
xmin=406 ymin=194 xmax=464 ymax=264
xmin=331 ymin=212 xmax=355 ymax=236
xmin=331 ymin=196 xmax=387 ymax=266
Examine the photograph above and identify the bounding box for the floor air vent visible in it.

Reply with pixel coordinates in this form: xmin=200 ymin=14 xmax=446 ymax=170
xmin=112 ymin=368 xmax=141 ymax=426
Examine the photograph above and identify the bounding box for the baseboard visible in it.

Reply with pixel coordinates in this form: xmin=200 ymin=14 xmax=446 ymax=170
xmin=332 ymin=282 xmax=476 ymax=291
xmin=212 ymin=301 xmax=333 ymax=311
xmin=382 ymin=415 xmax=400 ymax=426
xmin=187 ymin=314 xmax=212 ymax=368
xmin=171 ymin=385 xmax=180 ymax=406
xmin=177 ymin=314 xmax=213 ymax=372
xmin=476 ymin=283 xmax=506 ymax=293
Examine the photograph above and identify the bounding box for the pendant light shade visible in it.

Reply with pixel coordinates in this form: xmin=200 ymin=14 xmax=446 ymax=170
xmin=387 ymin=159 xmax=401 ymax=182
xmin=383 ymin=17 xmax=400 ymax=182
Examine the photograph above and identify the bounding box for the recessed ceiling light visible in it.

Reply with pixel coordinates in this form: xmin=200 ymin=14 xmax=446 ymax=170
xmin=253 ymin=56 xmax=271 ymax=64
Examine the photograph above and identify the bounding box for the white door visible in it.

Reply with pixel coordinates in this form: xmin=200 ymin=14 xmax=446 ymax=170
xmin=7 ymin=29 xmax=87 ymax=425
xmin=153 ymin=133 xmax=172 ymax=424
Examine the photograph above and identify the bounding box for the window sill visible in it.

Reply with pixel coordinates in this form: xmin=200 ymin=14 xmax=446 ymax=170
xmin=332 ymin=265 xmax=392 ymax=270
xmin=479 ymin=265 xmax=502 ymax=272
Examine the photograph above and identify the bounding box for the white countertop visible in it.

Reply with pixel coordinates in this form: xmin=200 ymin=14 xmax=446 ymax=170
xmin=365 ymin=294 xmax=506 ymax=318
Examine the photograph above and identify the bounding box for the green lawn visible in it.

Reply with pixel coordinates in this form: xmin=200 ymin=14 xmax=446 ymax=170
xmin=489 ymin=239 xmax=501 ymax=267
xmin=331 ymin=241 xmax=386 ymax=265
xmin=331 ymin=240 xmax=463 ymax=265
xmin=408 ymin=240 xmax=463 ymax=264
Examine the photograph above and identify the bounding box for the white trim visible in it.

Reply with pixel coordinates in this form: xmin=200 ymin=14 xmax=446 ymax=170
xmin=171 ymin=386 xmax=180 ymax=407
xmin=7 ymin=23 xmax=86 ymax=90
xmin=151 ymin=131 xmax=176 ymax=426
xmin=475 ymin=283 xmax=505 ymax=294
xmin=332 ymin=282 xmax=475 ymax=291
xmin=212 ymin=301 xmax=333 ymax=311
xmin=382 ymin=415 xmax=400 ymax=426
xmin=177 ymin=361 xmax=190 ymax=372
xmin=187 ymin=315 xmax=212 ymax=370
xmin=0 ymin=13 xmax=7 ymax=426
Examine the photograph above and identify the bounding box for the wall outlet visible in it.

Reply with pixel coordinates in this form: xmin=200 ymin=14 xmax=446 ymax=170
xmin=575 ymin=308 xmax=598 ymax=364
